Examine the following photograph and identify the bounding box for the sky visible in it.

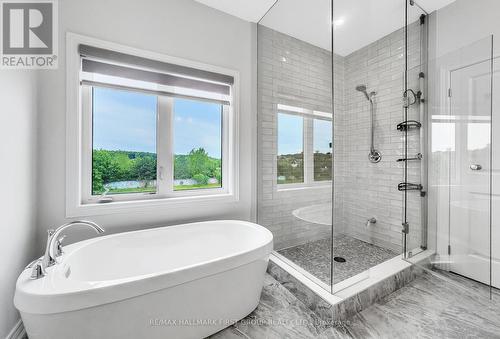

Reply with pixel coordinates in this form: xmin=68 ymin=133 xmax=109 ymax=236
xmin=93 ymin=87 xmax=222 ymax=158
xmin=278 ymin=113 xmax=332 ymax=155
xmin=278 ymin=113 xmax=303 ymax=155
xmin=314 ymin=118 xmax=332 ymax=153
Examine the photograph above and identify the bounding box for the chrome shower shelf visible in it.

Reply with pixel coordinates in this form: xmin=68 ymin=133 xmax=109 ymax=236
xmin=397 ymin=182 xmax=423 ymax=192
xmin=396 ymin=153 xmax=423 ymax=162
xmin=397 ymin=120 xmax=422 ymax=131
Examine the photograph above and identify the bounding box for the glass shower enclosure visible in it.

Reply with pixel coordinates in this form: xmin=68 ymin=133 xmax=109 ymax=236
xmin=257 ymin=0 xmax=416 ymax=294
xmin=257 ymin=0 xmax=335 ymax=289
xmin=258 ymin=0 xmax=497 ymax=297
xmin=405 ymin=0 xmax=497 ymax=295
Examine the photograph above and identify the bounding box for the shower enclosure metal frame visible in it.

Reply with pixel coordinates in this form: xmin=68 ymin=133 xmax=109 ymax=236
xmin=401 ymin=0 xmax=429 ymax=258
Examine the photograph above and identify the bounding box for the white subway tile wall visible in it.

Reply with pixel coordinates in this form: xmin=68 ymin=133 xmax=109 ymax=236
xmin=258 ymin=26 xmax=337 ymax=250
xmin=257 ymin=21 xmax=423 ymax=253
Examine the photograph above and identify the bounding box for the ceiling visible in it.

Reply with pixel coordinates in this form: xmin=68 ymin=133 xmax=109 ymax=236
xmin=194 ymin=0 xmax=277 ymax=22
xmin=194 ymin=0 xmax=456 ymax=56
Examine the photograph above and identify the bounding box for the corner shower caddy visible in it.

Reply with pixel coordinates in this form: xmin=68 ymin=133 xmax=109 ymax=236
xmin=400 ymin=12 xmax=429 ymax=255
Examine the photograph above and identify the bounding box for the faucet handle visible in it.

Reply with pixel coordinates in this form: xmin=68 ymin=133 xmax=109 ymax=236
xmin=25 ymin=258 xmax=40 ymax=270
xmin=43 ymin=229 xmax=56 ymax=267
xmin=30 ymin=259 xmax=46 ymax=279
xmin=55 ymin=235 xmax=67 ymax=257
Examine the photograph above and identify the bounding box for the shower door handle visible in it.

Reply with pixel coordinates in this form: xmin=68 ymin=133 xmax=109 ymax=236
xmin=469 ymin=164 xmax=482 ymax=171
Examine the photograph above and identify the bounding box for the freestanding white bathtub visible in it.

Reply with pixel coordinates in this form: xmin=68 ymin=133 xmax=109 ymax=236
xmin=15 ymin=220 xmax=273 ymax=339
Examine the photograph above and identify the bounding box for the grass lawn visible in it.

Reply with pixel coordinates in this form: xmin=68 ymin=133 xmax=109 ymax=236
xmin=174 ymin=183 xmax=221 ymax=191
xmin=103 ymin=183 xmax=221 ymax=194
xmin=105 ymin=187 xmax=156 ymax=194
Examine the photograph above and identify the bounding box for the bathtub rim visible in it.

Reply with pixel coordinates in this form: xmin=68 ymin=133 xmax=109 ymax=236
xmin=14 ymin=220 xmax=273 ymax=315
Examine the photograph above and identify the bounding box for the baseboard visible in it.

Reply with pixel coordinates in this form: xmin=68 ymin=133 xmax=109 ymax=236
xmin=5 ymin=319 xmax=26 ymax=339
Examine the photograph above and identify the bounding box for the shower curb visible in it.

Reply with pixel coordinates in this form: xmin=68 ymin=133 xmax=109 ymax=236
xmin=267 ymin=259 xmax=424 ymax=322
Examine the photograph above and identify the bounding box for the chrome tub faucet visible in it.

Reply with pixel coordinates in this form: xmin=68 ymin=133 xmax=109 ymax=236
xmin=28 ymin=220 xmax=105 ymax=279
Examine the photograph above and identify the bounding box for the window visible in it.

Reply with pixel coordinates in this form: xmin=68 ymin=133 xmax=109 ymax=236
xmin=277 ymin=105 xmax=332 ymax=187
xmin=84 ymin=86 xmax=228 ymax=203
xmin=92 ymin=87 xmax=158 ymax=195
xmin=173 ymin=98 xmax=222 ymax=191
xmin=70 ymin=38 xmax=238 ymax=211
xmin=313 ymin=119 xmax=332 ymax=181
xmin=277 ymin=113 xmax=304 ymax=184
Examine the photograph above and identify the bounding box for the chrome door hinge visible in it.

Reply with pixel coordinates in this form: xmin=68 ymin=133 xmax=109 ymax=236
xmin=448 ymin=88 xmax=452 ymax=97
xmin=402 ymin=222 xmax=409 ymax=234
xmin=448 ymin=245 xmax=451 ymax=255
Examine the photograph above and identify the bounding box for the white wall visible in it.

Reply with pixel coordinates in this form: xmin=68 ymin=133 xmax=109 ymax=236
xmin=0 ymin=72 xmax=38 ymax=337
xmin=429 ymin=0 xmax=500 ymax=59
xmin=36 ymin=0 xmax=257 ymax=247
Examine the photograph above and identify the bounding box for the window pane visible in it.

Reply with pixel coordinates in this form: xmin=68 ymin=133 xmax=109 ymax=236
xmin=173 ymin=98 xmax=222 ymax=191
xmin=313 ymin=119 xmax=332 ymax=181
xmin=277 ymin=113 xmax=304 ymax=184
xmin=92 ymin=87 xmax=157 ymax=195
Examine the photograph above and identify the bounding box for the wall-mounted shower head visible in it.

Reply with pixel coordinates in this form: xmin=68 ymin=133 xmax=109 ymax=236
xmin=356 ymin=85 xmax=371 ymax=102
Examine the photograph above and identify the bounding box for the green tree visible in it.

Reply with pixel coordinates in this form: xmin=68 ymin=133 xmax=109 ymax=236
xmin=131 ymin=156 xmax=157 ymax=186
xmin=174 ymin=155 xmax=190 ymax=179
xmin=193 ymin=173 xmax=209 ymax=185
xmin=214 ymin=168 xmax=222 ymax=184
xmin=187 ymin=148 xmax=211 ymax=177
xmin=277 ymin=153 xmax=304 ymax=184
xmin=92 ymin=150 xmax=122 ymax=193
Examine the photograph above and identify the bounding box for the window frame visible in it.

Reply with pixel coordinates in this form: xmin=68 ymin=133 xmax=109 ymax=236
xmin=66 ymin=33 xmax=239 ymax=217
xmin=276 ymin=104 xmax=332 ymax=190
xmin=81 ymin=85 xmax=229 ymax=203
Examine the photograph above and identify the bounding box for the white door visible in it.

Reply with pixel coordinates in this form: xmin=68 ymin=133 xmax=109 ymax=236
xmin=448 ymin=59 xmax=499 ymax=288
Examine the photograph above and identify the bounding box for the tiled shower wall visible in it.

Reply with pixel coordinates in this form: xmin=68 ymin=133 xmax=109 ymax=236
xmin=258 ymin=22 xmax=423 ymax=252
xmin=339 ymin=21 xmax=422 ymax=252
xmin=257 ymin=26 xmax=342 ymax=250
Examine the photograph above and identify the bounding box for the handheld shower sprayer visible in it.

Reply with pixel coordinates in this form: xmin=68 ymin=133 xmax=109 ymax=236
xmin=356 ymin=85 xmax=381 ymax=163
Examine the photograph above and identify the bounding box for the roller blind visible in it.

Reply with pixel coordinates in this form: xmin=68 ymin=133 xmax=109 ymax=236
xmin=79 ymin=44 xmax=233 ymax=103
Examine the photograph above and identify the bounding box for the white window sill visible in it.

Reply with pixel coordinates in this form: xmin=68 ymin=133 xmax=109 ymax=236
xmin=66 ymin=192 xmax=238 ymax=217
xmin=276 ymin=182 xmax=332 ymax=192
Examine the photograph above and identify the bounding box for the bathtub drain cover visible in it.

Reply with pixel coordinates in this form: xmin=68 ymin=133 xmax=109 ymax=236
xmin=334 ymin=256 xmax=346 ymax=263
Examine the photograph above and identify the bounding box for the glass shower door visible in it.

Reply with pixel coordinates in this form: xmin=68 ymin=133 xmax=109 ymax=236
xmin=403 ymin=32 xmax=496 ymax=295
xmin=448 ymin=57 xmax=494 ymax=287
xmin=257 ymin=0 xmax=334 ymax=291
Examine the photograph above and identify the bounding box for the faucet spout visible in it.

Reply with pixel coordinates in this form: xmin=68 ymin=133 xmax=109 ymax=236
xmin=48 ymin=220 xmax=104 ymax=261
xmin=32 ymin=220 xmax=104 ymax=279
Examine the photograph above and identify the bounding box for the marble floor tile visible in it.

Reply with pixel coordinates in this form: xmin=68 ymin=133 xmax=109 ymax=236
xmin=278 ymin=235 xmax=397 ymax=285
xmin=210 ymin=274 xmax=352 ymax=339
xmin=345 ymin=270 xmax=500 ymax=339
xmin=212 ymin=271 xmax=500 ymax=339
